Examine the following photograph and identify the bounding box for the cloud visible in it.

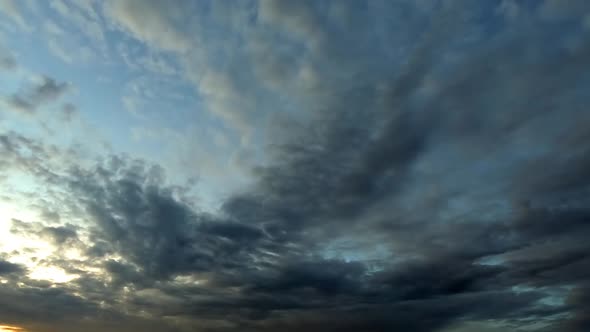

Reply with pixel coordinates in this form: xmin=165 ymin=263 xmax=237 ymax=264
xmin=562 ymin=286 xmax=590 ymax=332
xmin=49 ymin=0 xmax=105 ymax=43
xmin=538 ymin=0 xmax=590 ymax=21
xmin=496 ymin=0 xmax=520 ymax=20
xmin=0 ymin=49 xmax=16 ymax=70
xmin=45 ymin=0 xmax=109 ymax=62
xmin=105 ymin=0 xmax=193 ymax=53
xmin=62 ymin=155 xmax=273 ymax=283
xmin=61 ymin=103 xmax=77 ymax=122
xmin=0 ymin=279 xmax=178 ymax=332
xmin=41 ymin=226 xmax=79 ymax=245
xmin=257 ymin=0 xmax=325 ymax=50
xmin=0 ymin=131 xmax=63 ymax=184
xmin=0 ymin=0 xmax=32 ymax=32
xmin=45 ymin=33 xmax=97 ymax=64
xmin=0 ymin=260 xmax=26 ymax=275
xmin=2 ymin=76 xmax=70 ymax=114
xmin=1 ymin=1 xmax=590 ymax=332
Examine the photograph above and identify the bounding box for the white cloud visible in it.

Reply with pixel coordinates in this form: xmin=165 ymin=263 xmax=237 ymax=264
xmin=44 ymin=20 xmax=65 ymax=36
xmin=196 ymin=69 xmax=254 ymax=138
xmin=68 ymin=0 xmax=101 ymax=22
xmin=48 ymin=0 xmax=109 ymax=59
xmin=257 ymin=0 xmax=324 ymax=51
xmin=0 ymin=0 xmax=33 ymax=32
xmin=117 ymin=42 xmax=177 ymax=75
xmin=47 ymin=39 xmax=72 ymax=63
xmin=105 ymin=0 xmax=193 ymax=53
xmin=47 ymin=38 xmax=95 ymax=64
xmin=122 ymin=95 xmax=141 ymax=116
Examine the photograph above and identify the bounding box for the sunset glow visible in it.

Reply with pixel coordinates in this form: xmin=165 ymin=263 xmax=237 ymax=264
xmin=0 ymin=325 xmax=25 ymax=332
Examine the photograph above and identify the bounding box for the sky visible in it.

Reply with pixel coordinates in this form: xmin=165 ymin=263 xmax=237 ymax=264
xmin=0 ymin=0 xmax=589 ymax=331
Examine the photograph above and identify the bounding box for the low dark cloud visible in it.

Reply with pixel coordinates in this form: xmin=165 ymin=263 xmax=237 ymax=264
xmin=0 ymin=279 xmax=177 ymax=332
xmin=0 ymin=260 xmax=26 ymax=276
xmin=562 ymin=285 xmax=590 ymax=332
xmin=41 ymin=226 xmax=78 ymax=245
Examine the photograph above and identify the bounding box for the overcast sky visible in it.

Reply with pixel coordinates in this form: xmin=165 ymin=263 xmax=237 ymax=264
xmin=0 ymin=1 xmax=589 ymax=331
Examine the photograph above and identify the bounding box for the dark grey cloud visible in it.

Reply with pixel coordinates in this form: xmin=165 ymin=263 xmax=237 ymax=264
xmin=62 ymin=155 xmax=277 ymax=285
xmin=0 ymin=260 xmax=26 ymax=276
xmin=0 ymin=279 xmax=179 ymax=332
xmin=9 ymin=221 xmax=80 ymax=258
xmin=41 ymin=226 xmax=78 ymax=245
xmin=562 ymin=285 xmax=590 ymax=332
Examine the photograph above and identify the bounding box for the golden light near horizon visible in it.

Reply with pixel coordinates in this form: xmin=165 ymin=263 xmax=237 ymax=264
xmin=0 ymin=325 xmax=26 ymax=332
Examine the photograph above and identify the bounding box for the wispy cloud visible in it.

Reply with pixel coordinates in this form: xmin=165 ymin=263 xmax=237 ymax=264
xmin=0 ymin=0 xmax=32 ymax=32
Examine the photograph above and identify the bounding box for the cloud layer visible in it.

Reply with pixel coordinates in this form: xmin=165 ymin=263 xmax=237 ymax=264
xmin=1 ymin=1 xmax=590 ymax=332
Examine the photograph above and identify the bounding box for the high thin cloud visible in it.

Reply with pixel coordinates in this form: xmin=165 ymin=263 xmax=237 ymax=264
xmin=0 ymin=1 xmax=589 ymax=332
xmin=105 ymin=0 xmax=193 ymax=53
xmin=0 ymin=0 xmax=32 ymax=32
